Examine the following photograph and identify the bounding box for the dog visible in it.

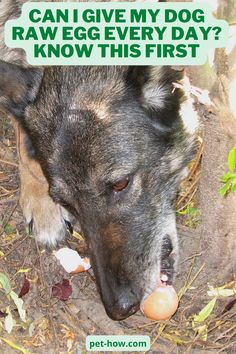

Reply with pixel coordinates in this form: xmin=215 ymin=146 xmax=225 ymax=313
xmin=0 ymin=0 xmax=198 ymax=320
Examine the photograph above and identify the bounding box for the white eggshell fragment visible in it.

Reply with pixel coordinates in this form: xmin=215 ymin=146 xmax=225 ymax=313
xmin=54 ymin=247 xmax=91 ymax=273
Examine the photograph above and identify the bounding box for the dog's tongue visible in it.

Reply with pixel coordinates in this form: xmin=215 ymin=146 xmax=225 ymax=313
xmin=141 ymin=282 xmax=179 ymax=321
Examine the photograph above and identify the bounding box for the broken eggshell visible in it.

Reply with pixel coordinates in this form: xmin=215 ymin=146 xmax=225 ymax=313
xmin=54 ymin=247 xmax=91 ymax=273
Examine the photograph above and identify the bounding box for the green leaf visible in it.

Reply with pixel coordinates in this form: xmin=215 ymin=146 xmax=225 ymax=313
xmin=197 ymin=324 xmax=208 ymax=341
xmin=9 ymin=291 xmax=26 ymax=322
xmin=0 ymin=272 xmax=12 ymax=294
xmin=232 ymin=182 xmax=236 ymax=192
xmin=220 ymin=172 xmax=235 ymax=182
xmin=4 ymin=223 xmax=15 ymax=235
xmin=192 ymin=297 xmax=217 ymax=326
xmin=4 ymin=307 xmax=14 ymax=334
xmin=207 ymin=288 xmax=235 ymax=297
xmin=188 ymin=207 xmax=199 ymax=217
xmin=28 ymin=322 xmax=35 ymax=337
xmin=15 ymin=268 xmax=31 ymax=275
xmin=228 ymin=147 xmax=236 ymax=172
xmin=0 ymin=337 xmax=30 ymax=354
xmin=219 ymin=180 xmax=231 ymax=196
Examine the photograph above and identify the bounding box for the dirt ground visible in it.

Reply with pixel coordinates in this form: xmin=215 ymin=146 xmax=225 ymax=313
xmin=0 ymin=112 xmax=236 ymax=354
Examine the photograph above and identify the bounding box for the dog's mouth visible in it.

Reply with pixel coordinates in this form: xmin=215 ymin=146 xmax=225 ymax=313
xmin=142 ymin=234 xmax=177 ymax=301
xmin=160 ymin=235 xmax=176 ymax=286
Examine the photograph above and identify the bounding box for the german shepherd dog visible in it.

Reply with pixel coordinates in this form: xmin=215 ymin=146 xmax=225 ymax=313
xmin=0 ymin=0 xmax=198 ymax=320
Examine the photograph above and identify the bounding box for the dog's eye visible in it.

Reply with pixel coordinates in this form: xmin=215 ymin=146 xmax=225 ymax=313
xmin=112 ymin=178 xmax=130 ymax=192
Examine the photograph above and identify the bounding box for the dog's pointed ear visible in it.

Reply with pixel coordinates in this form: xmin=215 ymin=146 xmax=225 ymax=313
xmin=126 ymin=66 xmax=199 ymax=172
xmin=0 ymin=60 xmax=43 ymax=117
xmin=126 ymin=66 xmax=186 ymax=131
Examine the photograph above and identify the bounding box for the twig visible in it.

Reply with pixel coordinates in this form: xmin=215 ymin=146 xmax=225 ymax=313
xmin=0 ymin=196 xmax=19 ymax=204
xmin=208 ymin=311 xmax=236 ymax=335
xmin=59 ymin=306 xmax=87 ymax=339
xmin=177 ymin=187 xmax=198 ymax=212
xmin=3 ymin=235 xmax=28 ymax=257
xmin=0 ymin=188 xmax=19 ymax=197
xmin=34 ymin=240 xmax=47 ymax=290
xmin=34 ymin=240 xmax=60 ymax=353
xmin=0 ymin=158 xmax=18 ymax=167
xmin=0 ymin=200 xmax=19 ymax=236
xmin=178 ymin=263 xmax=205 ymax=301
xmin=180 ymin=252 xmax=202 ymax=265
xmin=177 ymin=172 xmax=201 ymax=207
xmin=148 ymin=323 xmax=167 ymax=352
xmin=187 ymin=142 xmax=203 ymax=181
xmin=217 ymin=340 xmax=236 ymax=353
xmin=215 ymin=323 xmax=236 ymax=342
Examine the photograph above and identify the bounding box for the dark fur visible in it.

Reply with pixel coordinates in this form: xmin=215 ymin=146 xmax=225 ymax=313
xmin=0 ymin=1 xmax=197 ymax=320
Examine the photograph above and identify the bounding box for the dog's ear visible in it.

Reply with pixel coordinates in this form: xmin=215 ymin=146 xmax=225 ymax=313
xmin=126 ymin=66 xmax=198 ymax=172
xmin=0 ymin=60 xmax=43 ymax=118
xmin=126 ymin=66 xmax=189 ymax=131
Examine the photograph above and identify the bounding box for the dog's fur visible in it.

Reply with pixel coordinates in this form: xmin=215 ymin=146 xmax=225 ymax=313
xmin=0 ymin=0 xmax=198 ymax=320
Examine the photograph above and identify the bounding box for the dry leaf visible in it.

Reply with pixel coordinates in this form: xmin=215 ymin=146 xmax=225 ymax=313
xmin=19 ymin=276 xmax=30 ymax=298
xmin=52 ymin=279 xmax=72 ymax=301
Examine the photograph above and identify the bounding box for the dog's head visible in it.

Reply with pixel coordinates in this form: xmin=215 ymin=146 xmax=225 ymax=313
xmin=0 ymin=62 xmax=198 ymax=320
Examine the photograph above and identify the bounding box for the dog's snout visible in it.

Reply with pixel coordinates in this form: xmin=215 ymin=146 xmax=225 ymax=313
xmin=105 ymin=288 xmax=140 ymax=321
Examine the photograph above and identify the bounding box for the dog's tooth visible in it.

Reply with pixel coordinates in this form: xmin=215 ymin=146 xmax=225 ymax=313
xmin=160 ymin=274 xmax=168 ymax=282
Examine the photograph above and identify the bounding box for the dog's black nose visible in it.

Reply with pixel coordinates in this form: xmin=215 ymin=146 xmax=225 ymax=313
xmin=106 ymin=291 xmax=140 ymax=320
